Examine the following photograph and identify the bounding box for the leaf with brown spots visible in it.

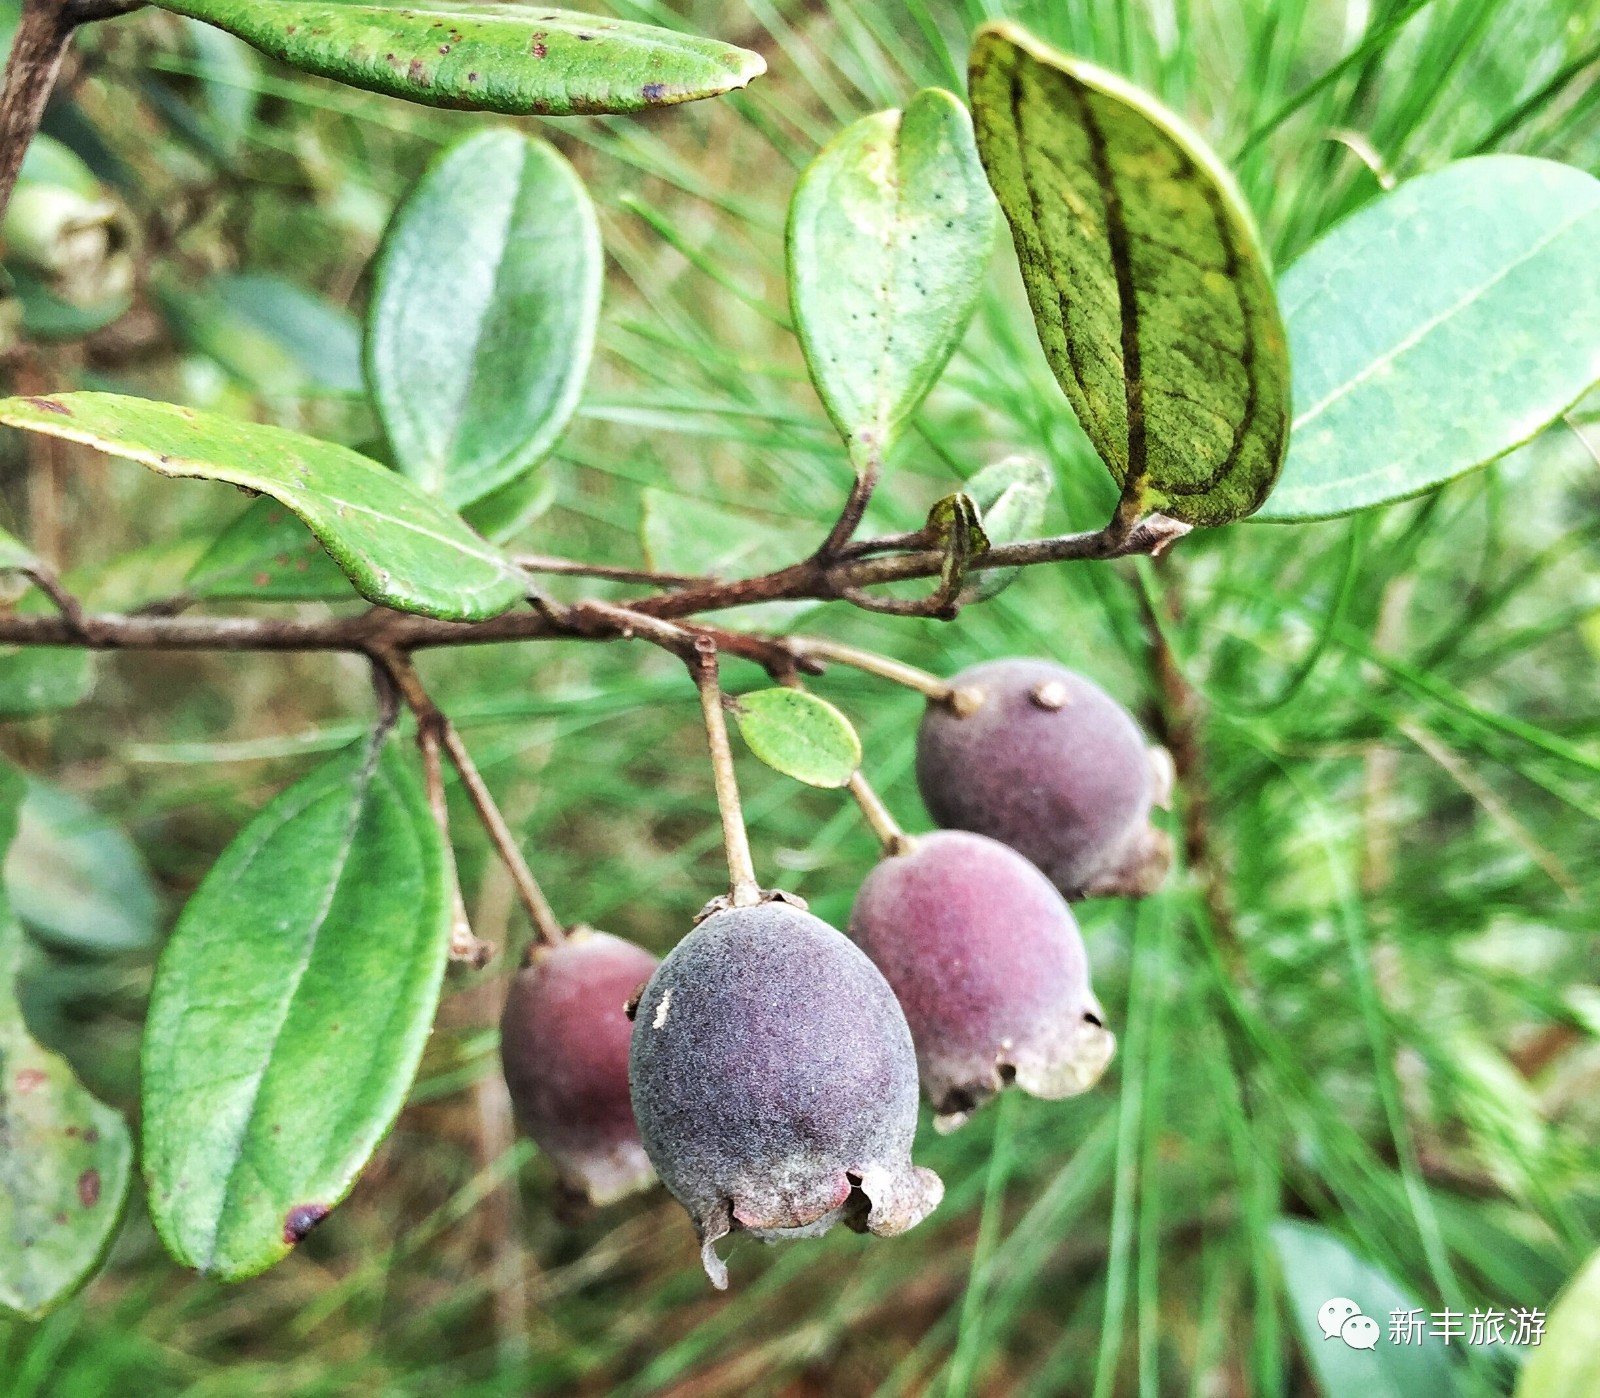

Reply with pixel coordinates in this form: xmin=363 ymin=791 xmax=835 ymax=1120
xmin=0 ymin=762 xmax=133 ymax=1320
xmin=154 ymin=2 xmax=764 ymax=115
xmin=969 ymin=23 xmax=1290 ymax=526
xmin=788 ymin=88 xmax=997 ymax=475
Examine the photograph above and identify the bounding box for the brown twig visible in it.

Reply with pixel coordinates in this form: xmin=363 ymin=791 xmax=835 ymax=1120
xmin=0 ymin=1 xmax=144 ymax=222
xmin=785 ymin=636 xmax=955 ymax=703
xmin=371 ymin=649 xmax=565 ymax=949
xmin=515 ymin=555 xmax=703 ymax=588
xmin=689 ymin=637 xmax=761 ymax=908
xmin=21 ymin=561 xmax=86 ymax=628
xmin=814 ymin=458 xmax=881 ymax=561
xmin=368 ymin=663 xmax=489 ymax=965
xmin=1140 ymin=570 xmax=1238 ymax=973
xmin=0 ymin=512 xmax=1192 ymax=658
xmin=847 ymin=771 xmax=915 ymax=857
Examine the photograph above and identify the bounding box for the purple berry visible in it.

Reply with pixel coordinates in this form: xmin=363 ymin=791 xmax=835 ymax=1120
xmin=916 ymin=658 xmax=1170 ymax=898
xmin=500 ymin=928 xmax=659 ymax=1206
xmin=850 ymin=830 xmax=1115 ymax=1130
xmin=628 ymin=898 xmax=942 ymax=1288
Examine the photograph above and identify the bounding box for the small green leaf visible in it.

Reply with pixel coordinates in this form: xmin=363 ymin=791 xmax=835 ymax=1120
xmin=142 ymin=739 xmax=451 ymax=1280
xmin=1272 ymin=1219 xmax=1461 ymax=1398
xmin=0 ymin=763 xmax=133 ymax=1320
xmin=969 ymin=23 xmax=1290 ymax=525
xmin=0 ymin=393 xmax=526 ymax=621
xmin=158 ymin=273 xmax=365 ymax=397
xmin=963 ymin=454 xmax=1051 ymax=601
xmin=1516 ymin=1245 xmax=1600 ymax=1398
xmin=187 ymin=498 xmax=356 ymax=603
xmin=155 ymin=2 xmax=765 ymax=115
xmin=788 ymin=88 xmax=997 ymax=472
xmin=925 ymin=491 xmax=988 ymax=601
xmin=731 ymin=689 xmax=861 ymax=789
xmin=6 ymin=779 xmax=162 ymax=955
xmin=1257 ymin=156 xmax=1600 ymax=521
xmin=368 ymin=129 xmax=601 ymax=508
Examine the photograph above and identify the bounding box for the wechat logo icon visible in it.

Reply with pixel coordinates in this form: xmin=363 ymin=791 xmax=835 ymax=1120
xmin=1318 ymin=1297 xmax=1381 ymax=1350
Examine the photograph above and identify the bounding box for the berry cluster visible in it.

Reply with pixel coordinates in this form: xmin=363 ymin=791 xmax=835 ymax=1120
xmin=500 ymin=658 xmax=1169 ymax=1287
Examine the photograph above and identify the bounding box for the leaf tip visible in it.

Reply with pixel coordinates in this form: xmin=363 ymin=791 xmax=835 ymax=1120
xmin=282 ymin=1203 xmax=331 ymax=1246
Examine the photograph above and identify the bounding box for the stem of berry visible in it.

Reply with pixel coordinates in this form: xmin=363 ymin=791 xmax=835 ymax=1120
xmin=787 ymin=636 xmax=970 ymax=707
xmin=690 ymin=636 xmax=762 ymax=908
xmin=847 ymin=771 xmax=916 ymax=858
xmin=372 ymin=649 xmax=565 ymax=948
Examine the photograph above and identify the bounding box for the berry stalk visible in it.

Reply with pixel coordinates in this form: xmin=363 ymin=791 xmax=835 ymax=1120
xmin=690 ymin=637 xmax=762 ymax=908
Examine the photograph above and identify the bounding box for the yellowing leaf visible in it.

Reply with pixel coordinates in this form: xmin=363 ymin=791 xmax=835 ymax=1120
xmin=969 ymin=23 xmax=1290 ymax=525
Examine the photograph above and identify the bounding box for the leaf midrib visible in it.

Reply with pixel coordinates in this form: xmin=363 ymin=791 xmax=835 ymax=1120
xmin=199 ymin=740 xmax=382 ymax=1271
xmin=1291 ymin=204 xmax=1597 ymax=434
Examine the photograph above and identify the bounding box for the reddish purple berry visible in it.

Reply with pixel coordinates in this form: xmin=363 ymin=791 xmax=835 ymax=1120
xmin=500 ymin=928 xmax=659 ymax=1206
xmin=628 ymin=898 xmax=942 ymax=1289
xmin=916 ymin=658 xmax=1171 ymax=898
xmin=850 ymin=829 xmax=1115 ymax=1130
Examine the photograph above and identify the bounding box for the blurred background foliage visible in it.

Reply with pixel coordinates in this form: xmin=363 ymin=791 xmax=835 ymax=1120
xmin=0 ymin=0 xmax=1598 ymax=1392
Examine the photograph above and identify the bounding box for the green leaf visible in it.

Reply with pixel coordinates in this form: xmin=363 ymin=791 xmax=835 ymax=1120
xmin=1272 ymin=1219 xmax=1461 ymax=1398
xmin=461 ymin=463 xmax=560 ymax=545
xmin=158 ymin=273 xmax=366 ymax=397
xmin=925 ymin=490 xmax=988 ymax=600
xmin=0 ymin=650 xmax=91 ymax=720
xmin=0 ymin=763 xmax=133 ymax=1320
xmin=969 ymin=23 xmax=1290 ymax=526
xmin=1516 ymin=1245 xmax=1600 ymax=1398
xmin=0 ymin=590 xmax=93 ymax=720
xmin=0 ymin=521 xmax=35 ymax=571
xmin=141 ymin=738 xmax=451 ymax=1280
xmin=70 ymin=536 xmax=211 ymax=613
xmin=368 ymin=129 xmax=601 ymax=508
xmin=1257 ymin=156 xmax=1600 ymax=521
xmin=6 ymin=779 xmax=162 ymax=955
xmin=10 ymin=270 xmax=131 ymax=343
xmin=15 ymin=134 xmax=101 ymax=200
xmin=787 ymin=87 xmax=997 ymax=472
xmin=186 ymin=498 xmax=356 ymax=603
xmin=154 ymin=2 xmax=765 ymax=116
xmin=731 ymin=688 xmax=861 ymax=789
xmin=184 ymin=19 xmax=261 ymax=158
xmin=962 ymin=454 xmax=1050 ymax=601
xmin=0 ymin=393 xmax=526 ymax=621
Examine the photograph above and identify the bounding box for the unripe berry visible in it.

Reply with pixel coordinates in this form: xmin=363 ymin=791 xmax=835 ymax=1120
xmin=500 ymin=928 xmax=659 ymax=1206
xmin=850 ymin=830 xmax=1114 ymax=1130
xmin=916 ymin=658 xmax=1171 ymax=898
xmin=628 ymin=898 xmax=942 ymax=1289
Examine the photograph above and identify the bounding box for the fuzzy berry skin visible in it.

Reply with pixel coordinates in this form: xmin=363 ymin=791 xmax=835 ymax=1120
xmin=850 ymin=830 xmax=1115 ymax=1130
xmin=500 ymin=928 xmax=659 ymax=1206
xmin=916 ymin=658 xmax=1163 ymax=898
xmin=628 ymin=899 xmax=942 ymax=1289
